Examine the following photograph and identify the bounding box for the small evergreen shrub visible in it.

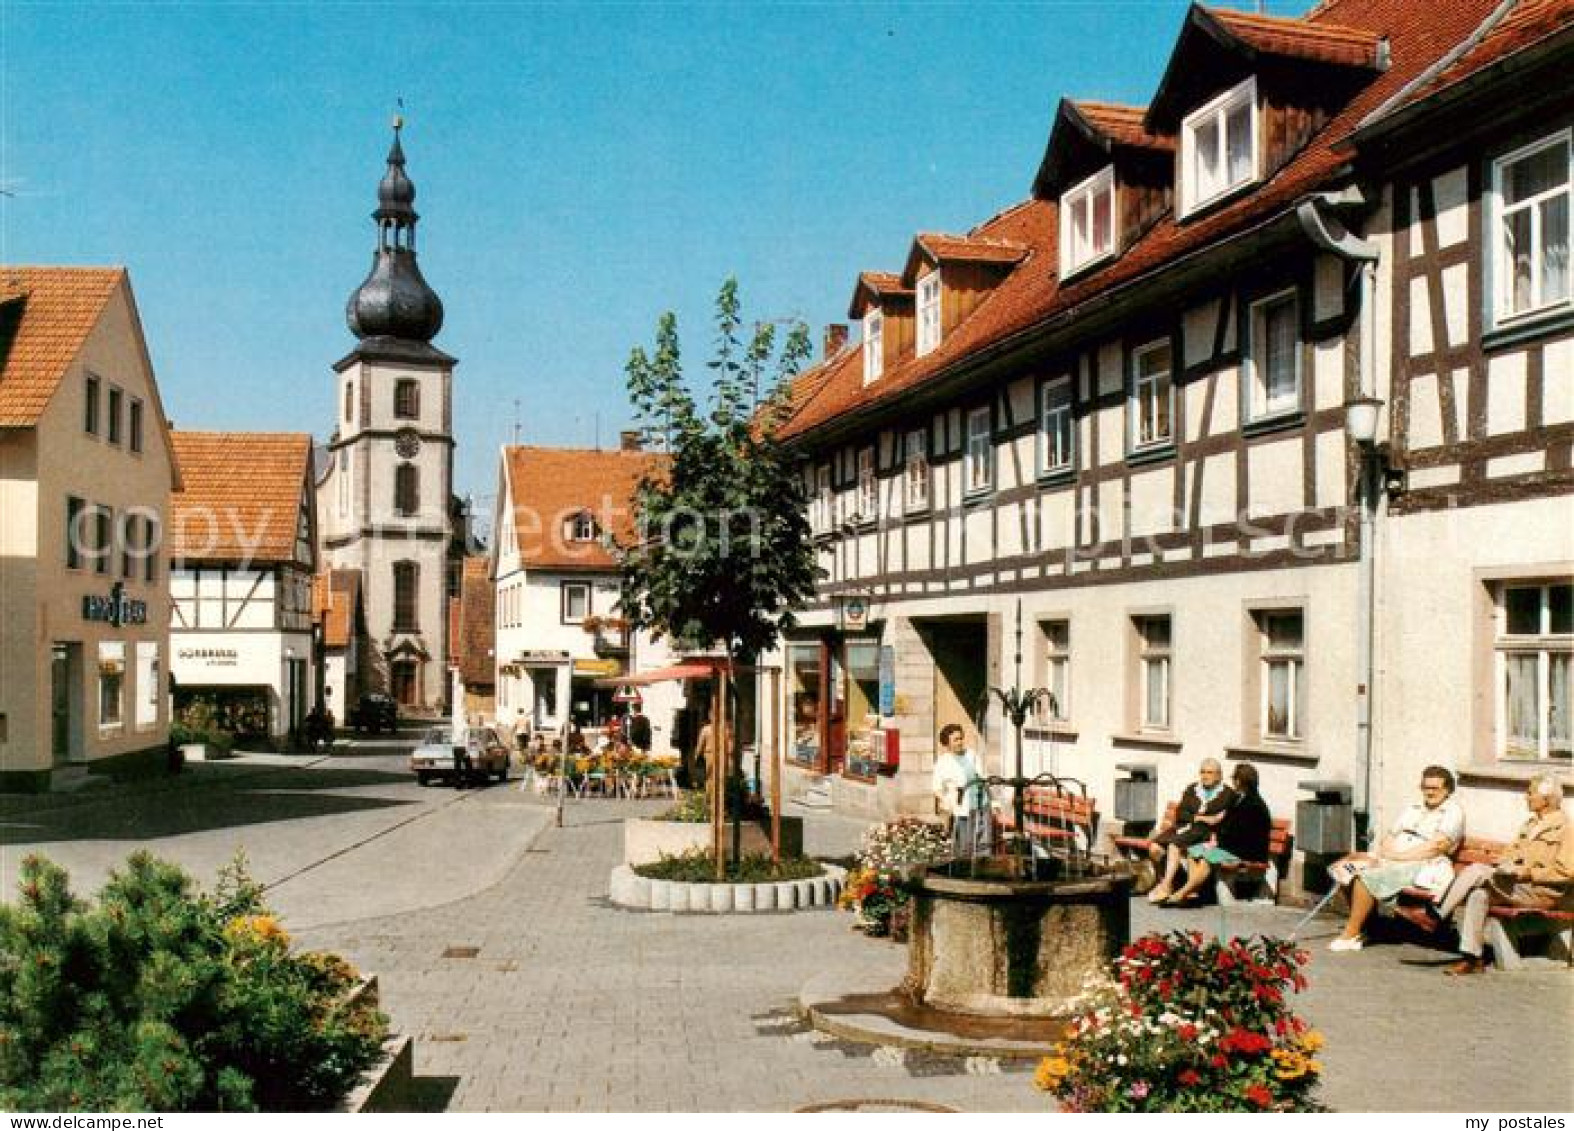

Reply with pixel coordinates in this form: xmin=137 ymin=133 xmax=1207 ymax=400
xmin=0 ymin=851 xmax=387 ymax=1112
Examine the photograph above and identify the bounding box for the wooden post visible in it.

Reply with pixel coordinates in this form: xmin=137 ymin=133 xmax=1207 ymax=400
xmin=769 ymin=666 xmax=782 ymax=866
xmin=711 ymin=674 xmax=725 ymax=877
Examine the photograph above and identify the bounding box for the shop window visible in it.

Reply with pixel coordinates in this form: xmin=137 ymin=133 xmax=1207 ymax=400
xmin=135 ymin=643 xmax=159 ymax=729
xmin=842 ymin=640 xmax=882 ymax=778
xmin=789 ymin=643 xmax=823 ymax=768
xmin=98 ymin=642 xmax=125 ymax=731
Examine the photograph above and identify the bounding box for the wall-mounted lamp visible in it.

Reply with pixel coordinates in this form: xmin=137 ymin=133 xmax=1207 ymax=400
xmin=1344 ymin=394 xmax=1383 ymax=448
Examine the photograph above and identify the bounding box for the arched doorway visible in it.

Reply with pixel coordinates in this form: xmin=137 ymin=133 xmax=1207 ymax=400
xmin=391 ymin=659 xmax=420 ymax=707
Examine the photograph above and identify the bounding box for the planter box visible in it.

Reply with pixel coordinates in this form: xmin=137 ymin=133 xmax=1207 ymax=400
xmin=623 ymin=816 xmax=804 ymax=866
xmin=608 ymin=863 xmax=844 ymax=914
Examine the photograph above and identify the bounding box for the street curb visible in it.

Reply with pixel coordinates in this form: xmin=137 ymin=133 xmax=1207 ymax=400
xmin=608 ymin=863 xmax=845 ymax=913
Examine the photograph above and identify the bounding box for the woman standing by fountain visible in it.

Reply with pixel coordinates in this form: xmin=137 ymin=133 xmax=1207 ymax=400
xmin=932 ymin=724 xmax=991 ymax=859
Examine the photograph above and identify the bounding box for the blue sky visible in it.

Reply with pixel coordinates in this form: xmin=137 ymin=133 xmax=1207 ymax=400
xmin=2 ymin=0 xmax=1300 ymax=527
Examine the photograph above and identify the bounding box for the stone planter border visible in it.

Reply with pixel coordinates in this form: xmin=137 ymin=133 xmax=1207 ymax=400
xmin=609 ymin=863 xmax=845 ymax=913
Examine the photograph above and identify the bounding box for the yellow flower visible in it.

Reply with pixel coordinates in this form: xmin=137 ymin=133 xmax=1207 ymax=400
xmin=1035 ymin=1056 xmax=1072 ymax=1092
xmin=1297 ymin=1030 xmax=1325 ymax=1053
xmin=225 ymin=914 xmax=290 ymax=948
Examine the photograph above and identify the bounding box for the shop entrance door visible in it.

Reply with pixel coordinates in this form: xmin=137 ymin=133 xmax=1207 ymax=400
xmin=51 ymin=644 xmax=80 ymax=767
xmin=923 ymin=619 xmax=988 ymax=756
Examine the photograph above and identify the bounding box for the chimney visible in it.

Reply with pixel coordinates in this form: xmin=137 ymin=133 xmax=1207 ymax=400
xmin=619 ymin=429 xmax=643 ymax=452
xmin=823 ymin=323 xmax=849 ymax=359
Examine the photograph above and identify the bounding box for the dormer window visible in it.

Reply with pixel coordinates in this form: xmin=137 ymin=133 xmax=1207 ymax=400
xmin=565 ymin=511 xmax=597 ymax=543
xmin=916 ymin=272 xmax=942 ymax=356
xmin=1060 ymin=166 xmax=1116 ymax=277
xmin=862 ymin=309 xmax=885 ymax=384
xmin=1180 ymin=77 xmax=1257 ymax=217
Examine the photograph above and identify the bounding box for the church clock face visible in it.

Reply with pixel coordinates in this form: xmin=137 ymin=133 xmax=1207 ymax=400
xmin=394 ymin=429 xmax=422 ymax=458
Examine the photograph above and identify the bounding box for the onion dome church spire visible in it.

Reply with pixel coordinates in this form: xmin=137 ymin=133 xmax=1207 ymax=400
xmin=345 ymin=116 xmax=445 ymax=344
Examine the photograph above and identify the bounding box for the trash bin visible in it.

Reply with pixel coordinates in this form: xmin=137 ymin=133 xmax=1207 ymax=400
xmin=1114 ymin=762 xmax=1158 ymax=825
xmin=1296 ymin=780 xmax=1353 ymax=856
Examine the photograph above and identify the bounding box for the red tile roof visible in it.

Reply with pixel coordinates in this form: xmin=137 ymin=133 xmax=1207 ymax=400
xmin=313 ymin=568 xmax=363 ymax=649
xmin=169 ymin=431 xmax=314 ymax=564
xmin=503 ymin=446 xmax=668 ymax=571
xmin=1206 ymin=6 xmax=1385 ymax=68
xmin=781 ymin=0 xmax=1505 ymax=445
xmin=902 ymin=233 xmax=1030 ymax=285
xmin=0 ymin=267 xmax=125 ymax=426
xmin=1367 ymin=0 xmax=1574 ymax=120
xmin=454 ymin=556 xmax=495 ymax=686
xmin=1071 ymin=101 xmax=1175 ymax=153
xmin=847 ymin=271 xmax=914 ymax=319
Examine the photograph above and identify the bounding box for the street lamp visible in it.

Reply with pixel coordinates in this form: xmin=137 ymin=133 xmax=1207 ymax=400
xmin=1345 ymin=394 xmax=1384 ymax=851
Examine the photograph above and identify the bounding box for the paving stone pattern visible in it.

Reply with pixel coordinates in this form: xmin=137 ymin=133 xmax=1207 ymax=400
xmin=297 ymin=795 xmax=1573 ymax=1113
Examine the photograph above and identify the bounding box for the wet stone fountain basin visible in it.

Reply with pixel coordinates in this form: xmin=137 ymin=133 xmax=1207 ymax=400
xmin=906 ymin=862 xmax=1133 ymax=1019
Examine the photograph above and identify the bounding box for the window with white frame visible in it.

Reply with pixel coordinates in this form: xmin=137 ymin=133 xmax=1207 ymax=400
xmin=863 ymin=309 xmax=885 ymax=384
xmin=566 ymin=511 xmax=597 ymax=542
xmin=135 ymin=642 xmax=159 ymax=729
xmin=916 ymin=272 xmax=942 ymax=356
xmin=1135 ymin=615 xmax=1172 ymax=730
xmin=562 ymin=581 xmax=591 ymax=624
xmin=1060 ymin=166 xmax=1116 ymax=276
xmin=964 ymin=406 xmax=993 ymax=494
xmin=1497 ymin=581 xmax=1572 ymax=762
xmin=855 ymin=447 xmax=877 ymax=522
xmin=98 ymin=641 xmax=125 ymax=730
xmin=1181 ymin=77 xmax=1257 ymax=216
xmin=1258 ymin=611 xmax=1305 ymax=741
xmin=1247 ymin=290 xmax=1301 ymax=421
xmin=1130 ymin=340 xmax=1174 ymax=451
xmin=1039 ymin=376 xmax=1075 ymax=476
xmin=815 ymin=465 xmax=832 ymax=532
xmin=904 ymin=428 xmax=930 ymax=513
xmin=1492 ymin=130 xmax=1571 ymax=324
xmin=1040 ymin=620 xmax=1071 ymax=723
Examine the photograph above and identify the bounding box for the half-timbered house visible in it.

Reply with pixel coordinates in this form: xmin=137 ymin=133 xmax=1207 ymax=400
xmin=771 ymin=0 xmax=1571 ymax=856
xmin=168 ymin=431 xmax=319 ymax=744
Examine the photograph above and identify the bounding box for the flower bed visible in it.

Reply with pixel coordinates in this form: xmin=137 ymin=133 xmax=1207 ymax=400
xmin=1034 ymin=930 xmax=1324 ymax=1113
xmin=634 ymin=850 xmax=822 ymax=883
xmin=608 ymin=863 xmax=845 ymax=913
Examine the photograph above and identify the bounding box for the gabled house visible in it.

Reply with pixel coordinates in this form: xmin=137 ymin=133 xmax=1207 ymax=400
xmin=489 ymin=438 xmax=680 ymax=747
xmin=451 ymin=555 xmax=496 ymax=725
xmin=771 ymin=0 xmax=1569 ymax=850
xmin=0 ymin=266 xmax=182 ymax=791
xmin=168 ymin=431 xmax=318 ymax=744
xmin=313 ymin=567 xmax=369 ymax=722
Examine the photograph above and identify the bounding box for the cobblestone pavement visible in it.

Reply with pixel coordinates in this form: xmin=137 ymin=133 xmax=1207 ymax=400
xmin=298 ymin=794 xmax=1574 ymax=1113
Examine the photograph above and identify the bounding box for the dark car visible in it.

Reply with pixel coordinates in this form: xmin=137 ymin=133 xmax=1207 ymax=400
xmin=349 ymin=692 xmax=398 ymax=735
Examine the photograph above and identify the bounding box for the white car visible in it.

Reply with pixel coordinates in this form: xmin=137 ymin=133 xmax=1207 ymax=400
xmin=410 ymin=726 xmax=510 ymax=786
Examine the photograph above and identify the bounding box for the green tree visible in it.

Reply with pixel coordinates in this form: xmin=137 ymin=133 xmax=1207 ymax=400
xmin=619 ymin=279 xmax=820 ymax=872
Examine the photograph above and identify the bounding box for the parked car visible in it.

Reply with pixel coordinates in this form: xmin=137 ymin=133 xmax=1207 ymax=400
xmin=410 ymin=726 xmax=510 ymax=786
xmin=349 ymin=692 xmax=398 ymax=735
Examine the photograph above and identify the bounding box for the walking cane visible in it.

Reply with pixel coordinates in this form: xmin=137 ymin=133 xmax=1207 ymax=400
xmin=1289 ymin=884 xmax=1342 ymax=940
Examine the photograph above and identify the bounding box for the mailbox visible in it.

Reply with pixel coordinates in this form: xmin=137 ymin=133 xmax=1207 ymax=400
xmin=1114 ymin=762 xmax=1159 ymax=825
xmin=1296 ymin=780 xmax=1354 ymax=855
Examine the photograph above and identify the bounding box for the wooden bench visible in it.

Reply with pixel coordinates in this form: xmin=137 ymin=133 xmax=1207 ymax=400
xmin=1392 ymin=837 xmax=1574 ymax=968
xmin=996 ymin=787 xmax=1099 ymax=857
xmin=1111 ymin=801 xmax=1292 ymax=904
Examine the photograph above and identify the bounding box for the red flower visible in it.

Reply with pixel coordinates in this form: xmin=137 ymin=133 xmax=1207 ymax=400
xmin=1211 ymin=1054 xmax=1229 ymax=1070
xmin=1220 ymin=1028 xmax=1273 ymax=1057
xmin=1178 ymin=1069 xmax=1202 ymax=1087
xmin=1178 ymin=1024 xmax=1198 ymax=1042
xmin=1245 ymin=1084 xmax=1275 ymax=1109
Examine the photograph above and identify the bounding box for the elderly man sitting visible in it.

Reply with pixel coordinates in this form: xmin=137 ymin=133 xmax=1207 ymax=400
xmin=1435 ymin=773 xmax=1574 ymax=975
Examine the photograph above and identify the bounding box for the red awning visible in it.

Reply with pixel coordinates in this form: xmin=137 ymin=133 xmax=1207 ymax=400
xmin=593 ymin=661 xmax=724 ymax=688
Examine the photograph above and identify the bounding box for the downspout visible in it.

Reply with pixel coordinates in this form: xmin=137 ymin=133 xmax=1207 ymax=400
xmin=1296 ymin=189 xmax=1381 ymax=850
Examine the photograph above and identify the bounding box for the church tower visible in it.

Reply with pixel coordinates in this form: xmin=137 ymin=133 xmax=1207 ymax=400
xmin=317 ymin=118 xmax=454 ymax=711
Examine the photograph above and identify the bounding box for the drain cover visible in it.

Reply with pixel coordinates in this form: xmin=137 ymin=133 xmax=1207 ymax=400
xmin=441 ymin=945 xmax=480 ymax=959
xmin=796 ymin=1099 xmax=957 ymax=1113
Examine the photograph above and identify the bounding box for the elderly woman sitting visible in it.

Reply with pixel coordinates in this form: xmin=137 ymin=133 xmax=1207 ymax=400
xmin=1435 ymin=773 xmax=1574 ymax=975
xmin=1157 ymin=763 xmax=1271 ymax=907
